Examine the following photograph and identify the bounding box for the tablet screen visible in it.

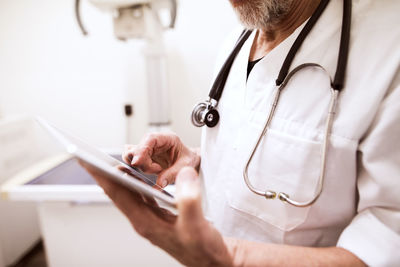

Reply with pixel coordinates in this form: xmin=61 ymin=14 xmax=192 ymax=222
xmin=116 ymin=164 xmax=174 ymax=198
xmin=26 ymin=156 xmax=173 ymax=199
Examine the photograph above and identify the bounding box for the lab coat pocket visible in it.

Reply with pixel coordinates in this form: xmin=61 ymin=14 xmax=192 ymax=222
xmin=225 ymin=121 xmax=321 ymax=231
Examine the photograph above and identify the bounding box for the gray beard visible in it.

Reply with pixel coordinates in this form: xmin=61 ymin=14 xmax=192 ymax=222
xmin=233 ymin=0 xmax=294 ymax=29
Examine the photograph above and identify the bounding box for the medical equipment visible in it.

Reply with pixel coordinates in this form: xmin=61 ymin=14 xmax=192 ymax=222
xmin=0 ymin=117 xmax=179 ymax=267
xmin=75 ymin=0 xmax=177 ymax=142
xmin=75 ymin=0 xmax=177 ymax=39
xmin=0 ymin=117 xmax=43 ymax=267
xmin=192 ymin=0 xmax=352 ymax=207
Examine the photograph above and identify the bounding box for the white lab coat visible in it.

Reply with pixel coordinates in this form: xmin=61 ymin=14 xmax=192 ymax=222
xmin=200 ymin=0 xmax=400 ymax=266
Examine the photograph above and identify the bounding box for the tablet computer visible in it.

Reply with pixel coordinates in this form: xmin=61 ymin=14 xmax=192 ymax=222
xmin=36 ymin=117 xmax=177 ymax=210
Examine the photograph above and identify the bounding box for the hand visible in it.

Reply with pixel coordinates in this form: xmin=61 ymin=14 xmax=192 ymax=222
xmin=81 ymin=163 xmax=366 ymax=267
xmin=84 ymin=164 xmax=233 ymax=267
xmin=123 ymin=133 xmax=200 ymax=188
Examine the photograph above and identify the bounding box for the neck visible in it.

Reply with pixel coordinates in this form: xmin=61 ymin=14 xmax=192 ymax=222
xmin=249 ymin=0 xmax=321 ymax=61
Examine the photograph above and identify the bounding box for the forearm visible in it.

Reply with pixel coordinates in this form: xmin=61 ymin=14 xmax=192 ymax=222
xmin=224 ymin=237 xmax=366 ymax=267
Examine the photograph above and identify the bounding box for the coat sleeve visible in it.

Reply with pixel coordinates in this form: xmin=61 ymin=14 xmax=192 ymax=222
xmin=337 ymin=70 xmax=400 ymax=266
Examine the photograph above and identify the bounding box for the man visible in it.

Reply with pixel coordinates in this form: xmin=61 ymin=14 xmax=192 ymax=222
xmin=85 ymin=0 xmax=400 ymax=265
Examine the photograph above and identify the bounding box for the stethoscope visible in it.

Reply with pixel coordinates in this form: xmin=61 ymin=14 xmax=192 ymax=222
xmin=191 ymin=0 xmax=352 ymax=207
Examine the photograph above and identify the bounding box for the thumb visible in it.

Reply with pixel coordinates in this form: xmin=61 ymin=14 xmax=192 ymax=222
xmin=175 ymin=167 xmax=203 ymax=223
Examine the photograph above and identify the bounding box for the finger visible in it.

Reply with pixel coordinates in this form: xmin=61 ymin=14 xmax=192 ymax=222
xmin=156 ymin=167 xmax=178 ymax=188
xmin=123 ymin=145 xmax=146 ymax=166
xmin=134 ymin=133 xmax=180 ymax=165
xmin=81 ymin=162 xmax=164 ymax=219
xmin=129 ymin=133 xmax=180 ymax=172
xmin=122 ymin=144 xmax=136 ymax=164
xmin=88 ymin=169 xmax=167 ymax=227
xmin=175 ymin=167 xmax=203 ymax=224
xmin=142 ymin=133 xmax=179 ymax=154
xmin=124 ymin=144 xmax=135 ymax=153
xmin=81 ymin=161 xmax=177 ymax=243
xmin=79 ymin=160 xmax=145 ymax=213
xmin=141 ymin=194 xmax=158 ymax=206
xmin=128 ymin=145 xmax=162 ymax=172
xmin=139 ymin=158 xmax=163 ymax=173
xmin=124 ymin=144 xmax=134 ymax=150
xmin=133 ymin=135 xmax=159 ymax=165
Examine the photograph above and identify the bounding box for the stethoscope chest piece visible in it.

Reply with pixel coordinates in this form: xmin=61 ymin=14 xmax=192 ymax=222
xmin=204 ymin=109 xmax=219 ymax=127
xmin=191 ymin=100 xmax=220 ymax=128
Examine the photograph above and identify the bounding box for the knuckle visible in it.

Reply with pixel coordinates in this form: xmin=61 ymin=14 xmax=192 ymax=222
xmin=124 ymin=144 xmax=134 ymax=150
xmin=168 ymin=133 xmax=179 ymax=141
xmin=133 ymin=148 xmax=147 ymax=161
xmin=124 ymin=144 xmax=135 ymax=152
xmin=147 ymin=133 xmax=157 ymax=139
xmin=164 ymin=174 xmax=175 ymax=185
xmin=123 ymin=151 xmax=134 ymax=159
xmin=172 ymin=133 xmax=180 ymax=140
xmin=142 ymin=144 xmax=152 ymax=153
xmin=144 ymin=133 xmax=158 ymax=144
xmin=171 ymin=135 xmax=183 ymax=148
xmin=178 ymin=231 xmax=199 ymax=248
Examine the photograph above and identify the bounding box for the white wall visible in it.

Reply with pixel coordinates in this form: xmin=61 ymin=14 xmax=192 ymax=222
xmin=0 ymin=0 xmax=239 ymax=149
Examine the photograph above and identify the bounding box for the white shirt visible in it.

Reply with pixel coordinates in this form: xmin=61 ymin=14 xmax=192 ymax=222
xmin=200 ymin=0 xmax=400 ymax=266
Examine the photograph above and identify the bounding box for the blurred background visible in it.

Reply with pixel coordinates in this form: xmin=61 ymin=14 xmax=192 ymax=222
xmin=0 ymin=0 xmax=239 ymax=266
xmin=0 ymin=0 xmax=238 ymax=148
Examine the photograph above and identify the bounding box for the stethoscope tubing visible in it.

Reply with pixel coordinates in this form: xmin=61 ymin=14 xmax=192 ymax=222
xmin=243 ymin=63 xmax=338 ymax=207
xmin=193 ymin=0 xmax=352 ymax=207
